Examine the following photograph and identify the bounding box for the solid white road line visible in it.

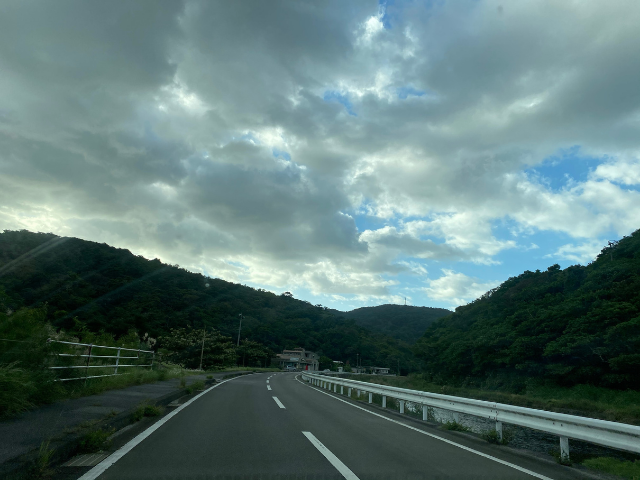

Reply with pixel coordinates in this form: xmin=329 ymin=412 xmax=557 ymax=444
xmin=267 ymin=385 xmax=272 ymax=390
xmin=267 ymin=380 xmax=269 ymax=383
xmin=296 ymin=376 xmax=553 ymax=480
xmin=273 ymin=396 xmax=286 ymax=409
xmin=78 ymin=376 xmax=243 ymax=480
xmin=303 ymin=431 xmax=360 ymax=480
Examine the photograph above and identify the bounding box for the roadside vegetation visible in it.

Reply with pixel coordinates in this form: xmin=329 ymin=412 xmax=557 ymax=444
xmin=350 ymin=373 xmax=640 ymax=425
xmin=414 ymin=229 xmax=640 ymax=394
xmin=582 ymin=457 xmax=640 ymax=479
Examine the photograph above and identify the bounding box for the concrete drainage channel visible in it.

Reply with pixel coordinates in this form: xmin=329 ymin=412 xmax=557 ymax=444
xmin=4 ymin=371 xmax=254 ymax=479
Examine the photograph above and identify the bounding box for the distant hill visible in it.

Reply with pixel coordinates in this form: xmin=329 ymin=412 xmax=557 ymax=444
xmin=331 ymin=304 xmax=451 ymax=344
xmin=0 ymin=230 xmax=418 ymax=372
xmin=415 ymin=228 xmax=640 ymax=391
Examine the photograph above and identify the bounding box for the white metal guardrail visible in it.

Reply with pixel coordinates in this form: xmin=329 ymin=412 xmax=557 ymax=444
xmin=47 ymin=339 xmax=156 ymax=382
xmin=302 ymin=372 xmax=640 ymax=463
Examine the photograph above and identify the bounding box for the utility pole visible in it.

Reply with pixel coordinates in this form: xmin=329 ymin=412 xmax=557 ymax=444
xmin=237 ymin=313 xmax=243 ymax=347
xmin=198 ymin=326 xmax=206 ymax=371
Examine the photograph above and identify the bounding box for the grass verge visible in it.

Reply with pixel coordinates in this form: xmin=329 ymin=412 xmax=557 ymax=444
xmin=582 ymin=457 xmax=640 ymax=479
xmin=349 ymin=374 xmax=640 ymax=424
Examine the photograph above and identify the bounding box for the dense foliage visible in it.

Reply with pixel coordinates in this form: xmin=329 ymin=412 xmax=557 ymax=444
xmin=414 ymin=229 xmax=640 ymax=391
xmin=331 ymin=304 xmax=451 ymax=344
xmin=0 ymin=230 xmax=418 ymax=371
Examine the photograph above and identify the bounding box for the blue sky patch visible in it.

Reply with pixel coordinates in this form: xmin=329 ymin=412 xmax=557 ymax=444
xmin=272 ymin=148 xmax=291 ymax=161
xmin=527 ymin=145 xmax=608 ymax=191
xmin=323 ymin=90 xmax=357 ymax=116
xmin=397 ymin=86 xmax=426 ymax=99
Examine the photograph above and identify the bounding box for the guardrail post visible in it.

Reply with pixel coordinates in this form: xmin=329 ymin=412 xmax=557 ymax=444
xmin=399 ymin=400 xmax=405 ymax=414
xmin=423 ymin=405 xmax=428 ymax=421
xmin=115 ymin=347 xmax=121 ymax=374
xmin=368 ymin=392 xmax=372 ymax=404
xmin=334 ymin=384 xmax=337 ymax=393
xmin=382 ymin=395 xmax=386 ymax=408
xmin=452 ymin=412 xmax=459 ymax=423
xmin=151 ymin=351 xmax=155 ymax=371
xmin=348 ymin=387 xmax=352 ymax=397
xmin=496 ymin=421 xmax=503 ymax=442
xmin=560 ymin=436 xmax=570 ymax=463
xmin=357 ymin=389 xmax=361 ymax=397
xmin=341 ymin=385 xmax=344 ymax=395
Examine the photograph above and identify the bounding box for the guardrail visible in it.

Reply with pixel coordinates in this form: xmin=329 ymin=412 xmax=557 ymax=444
xmin=301 ymin=372 xmax=640 ymax=463
xmin=47 ymin=339 xmax=157 ymax=382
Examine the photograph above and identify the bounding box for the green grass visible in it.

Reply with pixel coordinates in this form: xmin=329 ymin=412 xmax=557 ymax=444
xmin=582 ymin=457 xmax=640 ymax=479
xmin=185 ymin=380 xmax=205 ymax=394
xmin=350 ymin=374 xmax=640 ymax=425
xmin=441 ymin=421 xmax=470 ymax=432
xmin=77 ymin=428 xmax=114 ymax=454
xmin=214 ymin=366 xmax=281 ymax=373
xmin=131 ymin=403 xmax=162 ymax=422
xmin=0 ymin=364 xmax=185 ymax=419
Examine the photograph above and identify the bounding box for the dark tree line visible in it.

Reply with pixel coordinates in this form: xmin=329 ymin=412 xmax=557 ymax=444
xmin=0 ymin=230 xmax=418 ymax=371
xmin=414 ymin=229 xmax=640 ymax=391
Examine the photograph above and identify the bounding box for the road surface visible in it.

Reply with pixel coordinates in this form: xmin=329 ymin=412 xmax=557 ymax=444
xmin=78 ymin=373 xmax=588 ymax=480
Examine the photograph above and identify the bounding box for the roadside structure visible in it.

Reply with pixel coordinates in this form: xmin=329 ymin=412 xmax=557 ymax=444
xmin=272 ymin=347 xmax=319 ymax=371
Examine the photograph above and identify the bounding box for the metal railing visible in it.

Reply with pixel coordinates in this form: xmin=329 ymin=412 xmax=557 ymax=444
xmin=302 ymin=372 xmax=640 ymax=463
xmin=47 ymin=339 xmax=156 ymax=382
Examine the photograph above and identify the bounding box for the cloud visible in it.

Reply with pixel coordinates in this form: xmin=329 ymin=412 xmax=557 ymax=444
xmin=546 ymin=240 xmax=606 ymax=265
xmin=424 ymin=270 xmax=500 ymax=307
xmin=1 ymin=0 xmax=640 ymax=307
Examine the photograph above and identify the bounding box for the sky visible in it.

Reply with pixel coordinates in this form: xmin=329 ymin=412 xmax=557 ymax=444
xmin=1 ymin=0 xmax=640 ymax=311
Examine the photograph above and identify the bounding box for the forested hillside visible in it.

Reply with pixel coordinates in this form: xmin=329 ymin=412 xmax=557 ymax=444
xmin=0 ymin=230 xmax=417 ymax=371
xmin=414 ymin=229 xmax=640 ymax=391
xmin=331 ymin=304 xmax=451 ymax=344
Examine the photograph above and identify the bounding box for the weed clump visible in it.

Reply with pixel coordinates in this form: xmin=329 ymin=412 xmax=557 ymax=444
xmin=77 ymin=428 xmax=113 ymax=454
xmin=482 ymin=428 xmax=513 ymax=445
xmin=442 ymin=420 xmax=470 ymax=432
xmin=131 ymin=403 xmax=162 ymax=422
xmin=186 ymin=380 xmax=205 ymax=394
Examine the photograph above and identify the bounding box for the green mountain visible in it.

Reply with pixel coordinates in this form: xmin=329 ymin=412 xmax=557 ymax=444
xmin=414 ymin=229 xmax=640 ymax=391
xmin=331 ymin=304 xmax=451 ymax=344
xmin=0 ymin=230 xmax=417 ymax=372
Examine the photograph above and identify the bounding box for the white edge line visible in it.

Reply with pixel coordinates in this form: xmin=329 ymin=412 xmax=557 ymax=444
xmin=296 ymin=376 xmax=553 ymax=480
xmin=303 ymin=431 xmax=359 ymax=480
xmin=273 ymin=396 xmax=285 ymax=409
xmin=78 ymin=376 xmax=243 ymax=480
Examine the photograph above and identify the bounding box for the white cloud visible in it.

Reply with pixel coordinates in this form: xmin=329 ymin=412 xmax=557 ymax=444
xmin=424 ymin=270 xmax=500 ymax=307
xmin=546 ymin=240 xmax=605 ymax=265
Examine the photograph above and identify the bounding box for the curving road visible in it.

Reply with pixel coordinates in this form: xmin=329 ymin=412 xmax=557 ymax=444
xmin=78 ymin=372 xmax=588 ymax=480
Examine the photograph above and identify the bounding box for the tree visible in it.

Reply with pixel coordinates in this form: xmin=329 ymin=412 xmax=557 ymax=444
xmin=159 ymin=327 xmax=236 ymax=370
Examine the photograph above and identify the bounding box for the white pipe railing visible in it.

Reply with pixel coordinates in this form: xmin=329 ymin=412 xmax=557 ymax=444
xmin=47 ymin=339 xmax=157 ymax=382
xmin=301 ymin=372 xmax=640 ymax=463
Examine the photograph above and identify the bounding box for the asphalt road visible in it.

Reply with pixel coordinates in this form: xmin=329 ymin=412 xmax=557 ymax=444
xmin=79 ymin=373 xmax=589 ymax=480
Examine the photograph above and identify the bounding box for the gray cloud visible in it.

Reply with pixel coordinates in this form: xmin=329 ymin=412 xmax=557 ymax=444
xmin=1 ymin=0 xmax=639 ymax=306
